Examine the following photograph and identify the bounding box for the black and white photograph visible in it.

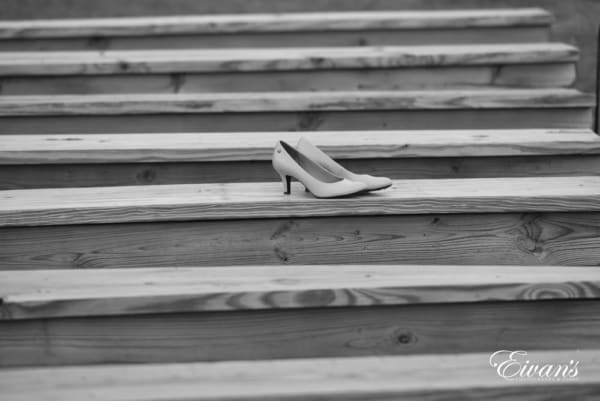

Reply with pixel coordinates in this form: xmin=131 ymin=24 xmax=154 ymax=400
xmin=0 ymin=0 xmax=599 ymax=399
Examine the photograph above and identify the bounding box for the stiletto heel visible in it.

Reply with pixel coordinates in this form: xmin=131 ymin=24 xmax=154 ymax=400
xmin=278 ymin=173 xmax=291 ymax=195
xmin=272 ymin=141 xmax=367 ymax=198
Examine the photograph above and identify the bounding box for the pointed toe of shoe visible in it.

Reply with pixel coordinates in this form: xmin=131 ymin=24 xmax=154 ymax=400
xmin=357 ymin=175 xmax=392 ymax=191
xmin=370 ymin=176 xmax=393 ymax=191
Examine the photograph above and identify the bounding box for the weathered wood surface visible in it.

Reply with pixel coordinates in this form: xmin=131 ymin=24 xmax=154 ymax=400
xmin=0 ymin=46 xmax=577 ymax=93
xmin=1 ymin=177 xmax=600 ymax=227
xmin=0 ymin=300 xmax=598 ymax=367
xmin=2 ymin=212 xmax=600 ymax=269
xmin=0 ymin=9 xmax=553 ymax=39
xmin=0 ymin=89 xmax=593 ymax=116
xmin=0 ymin=44 xmax=577 ymax=75
xmin=1 ymin=350 xmax=598 ymax=401
xmin=2 ymin=109 xmax=593 ymax=134
xmin=0 ymin=27 xmax=550 ymax=51
xmin=2 ymin=130 xmax=598 ymax=165
xmin=2 ymin=265 xmax=599 ymax=320
xmin=5 ymin=155 xmax=600 ymax=189
xmin=0 ymin=64 xmax=577 ymax=95
xmin=3 ymin=130 xmax=600 ymax=187
xmin=0 ymin=90 xmax=593 ymax=132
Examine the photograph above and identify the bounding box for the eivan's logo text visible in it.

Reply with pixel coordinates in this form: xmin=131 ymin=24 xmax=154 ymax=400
xmin=489 ymin=350 xmax=579 ymax=381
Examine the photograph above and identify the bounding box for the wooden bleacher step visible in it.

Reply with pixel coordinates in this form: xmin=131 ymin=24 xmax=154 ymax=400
xmin=0 ymin=43 xmax=578 ymax=94
xmin=2 ymin=176 xmax=600 ymax=269
xmin=0 ymin=265 xmax=599 ymax=367
xmin=0 ymin=8 xmax=553 ymax=51
xmin=2 ymin=265 xmax=599 ymax=319
xmin=2 ymin=176 xmax=600 ymax=227
xmin=2 ymin=129 xmax=600 ymax=188
xmin=0 ymin=89 xmax=594 ymax=134
xmin=2 ymin=351 xmax=599 ymax=399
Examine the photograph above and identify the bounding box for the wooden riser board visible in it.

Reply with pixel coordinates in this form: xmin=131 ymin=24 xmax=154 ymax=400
xmin=0 ymin=27 xmax=551 ymax=51
xmin=2 ymin=212 xmax=600 ymax=269
xmin=3 ymin=155 xmax=600 ymax=189
xmin=2 ymin=351 xmax=600 ymax=401
xmin=0 ymin=300 xmax=598 ymax=367
xmin=0 ymin=109 xmax=593 ymax=134
xmin=0 ymin=64 xmax=576 ymax=95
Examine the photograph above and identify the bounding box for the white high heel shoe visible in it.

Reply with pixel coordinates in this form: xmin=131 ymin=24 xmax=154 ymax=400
xmin=272 ymin=141 xmax=368 ymax=198
xmin=296 ymin=137 xmax=392 ymax=192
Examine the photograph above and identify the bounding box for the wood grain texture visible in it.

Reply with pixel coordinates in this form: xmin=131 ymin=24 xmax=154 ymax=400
xmin=0 ymin=27 xmax=551 ymax=52
xmin=0 ymin=9 xmax=553 ymax=39
xmin=1 ymin=108 xmax=593 ymax=134
xmin=2 ymin=212 xmax=600 ymax=269
xmin=4 ymin=155 xmax=600 ymax=189
xmin=1 ymin=177 xmax=600 ymax=227
xmin=0 ymin=44 xmax=578 ymax=76
xmin=0 ymin=2 xmax=595 ymax=93
xmin=0 ymin=300 xmax=598 ymax=367
xmin=0 ymin=350 xmax=598 ymax=401
xmin=1 ymin=130 xmax=598 ymax=165
xmin=0 ymin=63 xmax=577 ymax=95
xmin=0 ymin=89 xmax=593 ymax=116
xmin=0 ymin=0 xmax=557 ymax=20
xmin=1 ymin=265 xmax=599 ymax=320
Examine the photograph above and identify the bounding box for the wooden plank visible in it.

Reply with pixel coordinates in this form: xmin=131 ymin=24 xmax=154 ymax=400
xmin=0 ymin=9 xmax=553 ymax=39
xmin=0 ymin=89 xmax=592 ymax=116
xmin=1 ymin=212 xmax=600 ymax=269
xmin=1 ymin=130 xmax=598 ymax=165
xmin=1 ymin=350 xmax=599 ymax=400
xmin=1 ymin=265 xmax=599 ymax=320
xmin=0 ymin=90 xmax=593 ymax=132
xmin=0 ymin=1 xmax=556 ymax=20
xmin=4 ymin=155 xmax=600 ymax=189
xmin=491 ymin=63 xmax=576 ymax=88
xmin=1 ymin=108 xmax=593 ymax=134
xmin=2 ymin=177 xmax=600 ymax=228
xmin=3 ymin=129 xmax=600 ymax=188
xmin=0 ymin=27 xmax=552 ymax=51
xmin=0 ymin=300 xmax=598 ymax=367
xmin=0 ymin=63 xmax=577 ymax=95
xmin=0 ymin=44 xmax=578 ymax=76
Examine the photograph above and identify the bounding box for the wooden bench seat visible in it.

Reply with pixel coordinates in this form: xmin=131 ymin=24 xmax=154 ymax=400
xmin=0 ymin=264 xmax=599 ymax=367
xmin=3 ymin=129 xmax=599 ymax=163
xmin=0 ymin=89 xmax=594 ymax=134
xmin=0 ymin=9 xmax=553 ymax=51
xmin=1 ymin=129 xmax=600 ymax=188
xmin=2 ymin=176 xmax=600 ymax=270
xmin=2 ymin=350 xmax=599 ymax=399
xmin=2 ymin=176 xmax=600 ymax=227
xmin=0 ymin=43 xmax=578 ymax=94
xmin=1 ymin=264 xmax=599 ymax=320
